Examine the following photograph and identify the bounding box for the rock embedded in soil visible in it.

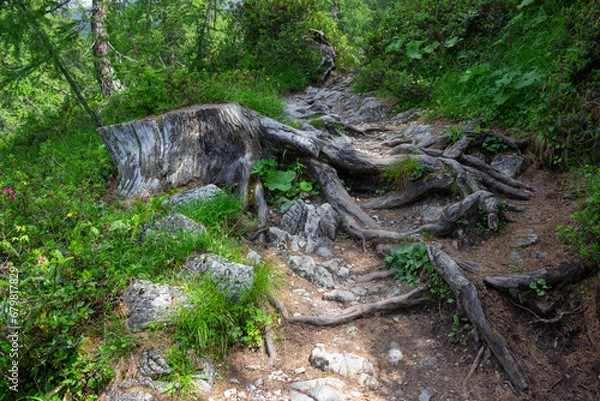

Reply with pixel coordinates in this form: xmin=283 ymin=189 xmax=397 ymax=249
xmin=139 ymin=213 xmax=205 ymax=242
xmin=163 ymin=184 xmax=222 ymax=209
xmin=323 ymin=289 xmax=356 ymax=303
xmin=286 ymin=255 xmax=335 ymax=289
xmin=309 ymin=347 xmax=378 ymax=388
xmin=138 ymin=349 xmax=171 ymax=379
xmin=104 ymin=389 xmax=155 ymax=401
xmin=180 ymin=253 xmax=255 ymax=301
xmin=491 ymin=154 xmax=528 ymax=178
xmin=510 ymin=233 xmax=539 ymax=248
xmin=123 ymin=280 xmax=188 ymax=331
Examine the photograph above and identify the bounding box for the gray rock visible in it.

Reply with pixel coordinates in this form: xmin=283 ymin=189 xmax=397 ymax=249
xmin=163 ymin=184 xmax=222 ymax=209
xmin=140 ymin=213 xmax=205 ymax=241
xmin=305 ymin=203 xmax=341 ymax=253
xmin=193 ymin=359 xmax=217 ymax=394
xmin=291 ymin=378 xmax=346 ymax=392
xmin=510 ymin=234 xmax=539 ymax=248
xmin=124 ymin=280 xmax=188 ymax=331
xmin=530 ymin=251 xmax=549 ymax=259
xmin=419 ymin=388 xmax=434 ymax=401
xmin=181 ymin=253 xmax=254 ymax=301
xmin=269 ymin=227 xmax=291 ymax=248
xmin=508 ymin=251 xmax=523 ymax=265
xmin=104 ymin=390 xmax=155 ymax=401
xmin=313 ymin=266 xmax=335 ymax=288
xmin=388 ymin=342 xmax=404 ymax=365
xmin=351 ymin=286 xmax=368 ymax=296
xmin=287 ymin=256 xmax=335 ymax=288
xmin=138 ymin=349 xmax=171 ymax=379
xmin=281 ymin=200 xmax=309 ymax=235
xmin=246 ymin=250 xmax=262 ymax=265
xmin=290 ymin=390 xmax=315 ymax=401
xmin=355 ymin=97 xmax=387 ymax=123
xmin=309 ymin=347 xmax=377 ymax=387
xmin=323 ymin=289 xmax=356 ymax=303
xmin=320 ymin=258 xmax=347 ymax=274
xmin=390 ymin=108 xmax=425 ymax=125
xmin=401 ymin=125 xmax=435 ymax=145
xmin=491 ymin=155 xmax=528 ymax=178
xmin=309 ymin=385 xmax=342 ymax=401
xmin=287 ymin=255 xmax=317 ymax=279
xmin=317 ymin=247 xmax=334 ymax=258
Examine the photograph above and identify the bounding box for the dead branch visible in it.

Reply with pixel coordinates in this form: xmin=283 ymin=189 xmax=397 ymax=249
xmin=462 ymin=345 xmax=486 ymax=393
xmin=268 ymin=286 xmax=430 ymax=327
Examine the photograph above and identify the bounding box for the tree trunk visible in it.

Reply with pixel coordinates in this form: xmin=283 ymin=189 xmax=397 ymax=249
xmin=91 ymin=0 xmax=121 ymax=97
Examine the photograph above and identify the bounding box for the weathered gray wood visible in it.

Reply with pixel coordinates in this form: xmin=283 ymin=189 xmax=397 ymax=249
xmin=427 ymin=246 xmax=529 ymax=390
xmin=269 ymin=286 xmax=430 ymax=327
xmin=484 ymin=264 xmax=590 ymax=292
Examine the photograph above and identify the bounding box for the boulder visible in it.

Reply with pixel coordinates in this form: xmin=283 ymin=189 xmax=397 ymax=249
xmin=123 ymin=280 xmax=188 ymax=331
xmin=181 ymin=253 xmax=254 ymax=301
xmin=163 ymin=184 xmax=222 ymax=209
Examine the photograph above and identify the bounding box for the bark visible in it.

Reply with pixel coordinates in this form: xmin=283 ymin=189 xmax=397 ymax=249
xmin=269 ymin=286 xmax=430 ymax=327
xmin=91 ymin=0 xmax=121 ymax=97
xmin=484 ymin=264 xmax=592 ymax=292
xmin=427 ymin=246 xmax=529 ymax=390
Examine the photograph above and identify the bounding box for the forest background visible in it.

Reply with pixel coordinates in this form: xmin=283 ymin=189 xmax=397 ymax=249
xmin=1 ymin=0 xmax=599 ymax=399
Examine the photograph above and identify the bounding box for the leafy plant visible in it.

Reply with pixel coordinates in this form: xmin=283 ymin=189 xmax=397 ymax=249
xmin=529 ymin=279 xmax=550 ymax=296
xmin=384 ymin=244 xmax=453 ymax=300
xmin=252 ymin=157 xmax=317 ymax=208
xmin=482 ymin=135 xmax=508 ymax=154
xmin=383 ymin=158 xmax=427 ymax=188
xmin=447 ymin=314 xmax=471 ymax=346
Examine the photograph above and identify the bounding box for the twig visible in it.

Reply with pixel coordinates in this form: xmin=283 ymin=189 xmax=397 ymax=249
xmin=545 ymin=376 xmax=564 ymax=392
xmin=462 ymin=345 xmax=485 ymax=392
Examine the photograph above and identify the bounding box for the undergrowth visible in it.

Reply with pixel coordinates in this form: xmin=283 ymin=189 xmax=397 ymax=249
xmin=0 ymin=110 xmax=271 ymax=400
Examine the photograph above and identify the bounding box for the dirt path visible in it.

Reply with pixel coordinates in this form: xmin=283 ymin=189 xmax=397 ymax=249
xmin=207 ymin=75 xmax=599 ymax=401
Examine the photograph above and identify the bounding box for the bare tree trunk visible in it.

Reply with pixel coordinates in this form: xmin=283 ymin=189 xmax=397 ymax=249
xmin=91 ymin=0 xmax=121 ymax=97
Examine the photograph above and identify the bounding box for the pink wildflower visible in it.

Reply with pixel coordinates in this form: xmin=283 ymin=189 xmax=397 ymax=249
xmin=37 ymin=256 xmax=47 ymax=265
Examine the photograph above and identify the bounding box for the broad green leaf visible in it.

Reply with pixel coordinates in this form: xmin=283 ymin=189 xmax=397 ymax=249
xmin=517 ymin=0 xmax=535 ymax=9
xmin=385 ymin=37 xmax=405 ymax=53
xmin=109 ymin=220 xmax=128 ymax=231
xmin=494 ymin=91 xmax=511 ymax=105
xmin=264 ymin=170 xmax=296 ymax=192
xmin=443 ymin=36 xmax=460 ymax=48
xmin=406 ymin=40 xmax=426 ymax=59
xmin=423 ymin=41 xmax=440 ymax=54
xmin=513 ymin=70 xmax=544 ymax=89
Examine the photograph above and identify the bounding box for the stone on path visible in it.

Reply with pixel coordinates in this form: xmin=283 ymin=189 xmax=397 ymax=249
xmin=309 ymin=347 xmax=378 ymax=388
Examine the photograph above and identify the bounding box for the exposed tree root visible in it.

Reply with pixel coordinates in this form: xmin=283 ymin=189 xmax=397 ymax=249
xmin=483 ymin=264 xmax=593 ymax=292
xmin=268 ymin=286 xmax=430 ymax=327
xmin=462 ymin=345 xmax=486 ymax=393
xmin=264 ymin=328 xmax=277 ymax=367
xmin=355 ymin=269 xmax=396 ymax=282
xmin=427 ymin=246 xmax=529 ymax=391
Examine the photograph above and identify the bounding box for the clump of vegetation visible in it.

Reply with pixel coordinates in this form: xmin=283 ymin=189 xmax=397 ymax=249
xmin=384 ymin=244 xmax=453 ymax=301
xmin=252 ymin=157 xmax=318 ymax=212
xmin=558 ymin=168 xmax=600 ymax=267
xmin=383 ymin=157 xmax=427 ymax=188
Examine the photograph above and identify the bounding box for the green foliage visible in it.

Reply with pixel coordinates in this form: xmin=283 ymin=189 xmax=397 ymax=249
xmin=558 ymin=168 xmax=600 ymax=267
xmin=447 ymin=314 xmax=471 ymax=346
xmin=448 ymin=126 xmax=465 ymax=144
xmin=0 ymin=113 xmax=253 ymax=398
xmin=232 ymin=0 xmax=332 ymax=88
xmin=529 ymin=279 xmax=550 ymax=297
xmin=175 ymin=263 xmax=275 ymax=358
xmin=482 ymin=135 xmax=508 ymax=154
xmin=252 ymin=157 xmax=318 ymax=211
xmin=358 ymin=0 xmax=600 ymax=168
xmin=101 ymin=68 xmax=284 ymax=124
xmin=383 ymin=157 xmax=426 ymax=187
xmin=384 ymin=244 xmax=453 ymax=300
